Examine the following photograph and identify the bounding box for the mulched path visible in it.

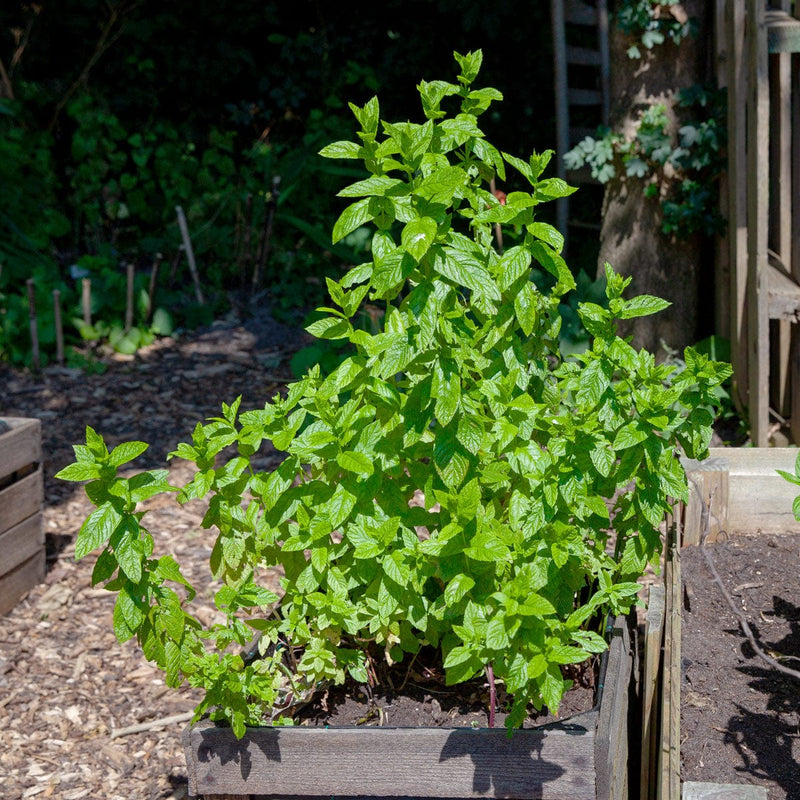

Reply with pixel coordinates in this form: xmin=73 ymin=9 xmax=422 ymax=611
xmin=0 ymin=309 xmax=306 ymax=800
xmin=681 ymin=534 xmax=800 ymax=800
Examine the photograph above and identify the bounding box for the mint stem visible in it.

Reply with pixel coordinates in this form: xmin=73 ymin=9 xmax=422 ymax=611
xmin=486 ymin=663 xmax=496 ymax=728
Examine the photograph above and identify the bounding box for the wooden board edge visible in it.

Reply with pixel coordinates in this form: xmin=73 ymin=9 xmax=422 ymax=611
xmin=0 ymin=514 xmax=44 ymax=578
xmin=595 ymin=614 xmax=632 ymax=800
xmin=0 ymin=467 xmax=43 ymax=534
xmin=682 ymin=780 xmax=768 ymax=799
xmin=641 ymin=584 xmax=666 ymax=800
xmin=0 ymin=418 xmax=42 ymax=478
xmin=0 ymin=550 xmax=45 ymax=616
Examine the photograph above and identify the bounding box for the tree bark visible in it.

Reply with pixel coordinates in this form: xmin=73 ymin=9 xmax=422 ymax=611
xmin=599 ymin=1 xmax=711 ymax=355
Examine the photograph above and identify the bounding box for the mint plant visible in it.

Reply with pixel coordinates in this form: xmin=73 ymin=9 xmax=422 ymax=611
xmin=58 ymin=50 xmax=731 ymax=737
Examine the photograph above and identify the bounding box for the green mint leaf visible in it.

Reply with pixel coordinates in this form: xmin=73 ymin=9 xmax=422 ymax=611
xmin=108 ymin=441 xmax=149 ymax=467
xmin=401 ymin=217 xmax=437 ymax=262
xmin=336 ymin=450 xmax=374 ymax=476
xmin=618 ymin=295 xmax=671 ymax=319
xmin=319 ymin=140 xmax=361 ymax=159
xmin=76 ymin=502 xmax=123 ymax=560
xmin=55 ymin=462 xmax=101 ymax=482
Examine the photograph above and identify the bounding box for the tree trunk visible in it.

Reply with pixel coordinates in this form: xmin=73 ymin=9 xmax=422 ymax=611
xmin=599 ymin=1 xmax=711 ymax=355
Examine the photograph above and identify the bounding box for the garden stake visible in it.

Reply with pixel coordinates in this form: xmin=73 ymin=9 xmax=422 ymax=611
xmin=175 ymin=205 xmax=205 ymax=304
xmin=81 ymin=278 xmax=92 ymax=327
xmin=145 ymin=253 xmax=162 ymax=323
xmin=124 ymin=261 xmax=135 ymax=332
xmin=26 ymin=279 xmax=40 ymax=371
xmin=252 ymin=176 xmax=280 ymax=292
xmin=52 ymin=288 xmax=64 ymax=365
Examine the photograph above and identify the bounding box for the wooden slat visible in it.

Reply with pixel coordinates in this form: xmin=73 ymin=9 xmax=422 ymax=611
xmin=595 ymin=617 xmax=631 ymax=800
xmin=727 ymin=0 xmax=749 ymax=414
xmin=792 ymin=8 xmax=800 ymax=444
xmin=566 ymin=44 xmax=602 ymax=65
xmin=0 ymin=467 xmax=42 ymax=534
xmin=706 ymin=446 xmax=800 ymax=534
xmin=657 ymin=527 xmax=680 ymax=800
xmin=564 ymin=0 xmax=598 ymax=25
xmin=0 ymin=514 xmax=44 ymax=578
xmin=185 ymin=720 xmax=599 ymax=799
xmin=681 ymin=457 xmax=729 ymax=546
xmin=767 ymin=263 xmax=800 ymax=320
xmin=0 ymin=418 xmax=41 ymax=479
xmin=682 ymin=781 xmax=767 ymax=799
xmin=765 ymin=9 xmax=800 ymax=52
xmin=568 ymin=87 xmax=603 ymax=106
xmin=640 ymin=585 xmax=665 ymax=800
xmin=0 ymin=551 xmax=45 ymax=616
xmin=747 ymin=0 xmax=771 ymax=445
xmin=552 ymin=0 xmax=570 ymax=241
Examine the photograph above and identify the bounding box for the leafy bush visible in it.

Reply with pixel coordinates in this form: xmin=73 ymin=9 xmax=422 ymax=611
xmin=58 ymin=52 xmax=730 ymax=737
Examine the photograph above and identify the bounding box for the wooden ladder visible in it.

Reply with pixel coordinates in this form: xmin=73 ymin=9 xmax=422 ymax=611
xmin=551 ymin=0 xmax=611 ymax=251
xmin=727 ymin=1 xmax=800 ymax=445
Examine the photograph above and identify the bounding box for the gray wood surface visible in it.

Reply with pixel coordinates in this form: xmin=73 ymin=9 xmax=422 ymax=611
xmin=765 ymin=8 xmax=800 ymax=52
xmin=0 ymin=551 xmax=45 ymax=616
xmin=640 ymin=585 xmax=665 ymax=800
xmin=682 ymin=781 xmax=767 ymax=799
xmin=0 ymin=467 xmax=42 ymax=535
xmin=0 ymin=514 xmax=43 ymax=578
xmin=707 ymin=446 xmax=800 ymax=534
xmin=186 ymin=720 xmax=598 ymax=799
xmin=0 ymin=418 xmax=41 ymax=479
xmin=595 ymin=617 xmax=631 ymax=800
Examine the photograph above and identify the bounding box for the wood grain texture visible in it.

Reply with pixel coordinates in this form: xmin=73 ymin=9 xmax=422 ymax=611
xmin=657 ymin=530 xmax=680 ymax=800
xmin=0 ymin=467 xmax=43 ymax=535
xmin=0 ymin=514 xmax=44 ymax=577
xmin=682 ymin=781 xmax=767 ymax=799
xmin=0 ymin=418 xmax=41 ymax=479
xmin=184 ymin=618 xmax=633 ymax=800
xmin=641 ymin=585 xmax=665 ymax=800
xmin=0 ymin=550 xmax=45 ymax=616
xmin=682 ymin=457 xmax=729 ymax=546
xmin=595 ymin=618 xmax=631 ymax=800
xmin=707 ymin=446 xmax=800 ymax=534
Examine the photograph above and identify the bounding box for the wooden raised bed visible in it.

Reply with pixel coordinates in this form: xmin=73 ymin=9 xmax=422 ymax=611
xmin=644 ymin=447 xmax=800 ymax=799
xmin=0 ymin=417 xmax=45 ymax=616
xmin=183 ymin=615 xmax=633 ymax=800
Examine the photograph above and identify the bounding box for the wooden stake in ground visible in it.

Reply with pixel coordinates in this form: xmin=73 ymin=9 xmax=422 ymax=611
xmin=81 ymin=278 xmax=92 ymax=327
xmin=52 ymin=289 xmax=64 ymax=365
xmin=252 ymin=176 xmax=281 ymax=293
xmin=175 ymin=205 xmax=205 ymax=304
xmin=26 ymin=279 xmax=40 ymax=371
xmin=145 ymin=253 xmax=162 ymax=323
xmin=124 ymin=261 xmax=135 ymax=332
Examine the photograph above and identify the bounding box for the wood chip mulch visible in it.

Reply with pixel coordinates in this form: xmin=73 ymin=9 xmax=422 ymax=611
xmin=0 ymin=310 xmax=305 ymax=800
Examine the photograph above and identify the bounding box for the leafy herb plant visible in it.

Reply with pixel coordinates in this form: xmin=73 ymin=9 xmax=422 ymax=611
xmin=58 ymin=51 xmax=730 ymax=737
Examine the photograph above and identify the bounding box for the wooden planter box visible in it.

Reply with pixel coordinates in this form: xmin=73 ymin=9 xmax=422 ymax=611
xmin=183 ymin=616 xmax=632 ymax=800
xmin=0 ymin=417 xmax=44 ymax=616
xmin=642 ymin=448 xmax=797 ymax=800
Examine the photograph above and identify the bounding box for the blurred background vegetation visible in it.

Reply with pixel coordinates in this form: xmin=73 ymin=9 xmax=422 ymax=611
xmin=0 ymin=0 xmax=606 ymax=368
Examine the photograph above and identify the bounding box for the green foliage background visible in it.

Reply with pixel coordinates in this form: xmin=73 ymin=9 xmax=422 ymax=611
xmin=0 ymin=1 xmax=558 ymax=365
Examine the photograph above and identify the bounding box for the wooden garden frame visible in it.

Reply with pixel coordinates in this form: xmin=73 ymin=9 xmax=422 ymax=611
xmin=641 ymin=447 xmax=800 ymax=799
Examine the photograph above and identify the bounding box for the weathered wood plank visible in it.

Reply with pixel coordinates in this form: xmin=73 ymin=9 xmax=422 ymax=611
xmin=682 ymin=781 xmax=768 ymax=799
xmin=706 ymin=447 xmax=800 ymax=534
xmin=564 ymin=0 xmax=598 ymax=26
xmin=185 ymin=721 xmax=598 ymax=799
xmin=681 ymin=457 xmax=729 ymax=546
xmin=595 ymin=617 xmax=631 ymax=800
xmin=641 ymin=585 xmax=665 ymax=800
xmin=0 ymin=418 xmax=41 ymax=479
xmin=0 ymin=550 xmax=45 ymax=616
xmin=765 ymin=8 xmax=800 ymax=52
xmin=0 ymin=467 xmax=42 ymax=535
xmin=657 ymin=528 xmax=680 ymax=800
xmin=0 ymin=514 xmax=44 ymax=578
xmin=727 ymin=0 xmax=749 ymax=413
xmin=746 ymin=0 xmax=771 ymax=446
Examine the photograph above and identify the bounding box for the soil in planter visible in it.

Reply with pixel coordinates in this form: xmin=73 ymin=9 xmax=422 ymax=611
xmin=293 ymin=645 xmax=599 ymax=730
xmin=681 ymin=533 xmax=800 ymax=800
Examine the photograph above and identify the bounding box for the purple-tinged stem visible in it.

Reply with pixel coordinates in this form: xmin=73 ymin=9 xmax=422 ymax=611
xmin=485 ymin=663 xmax=496 ymax=728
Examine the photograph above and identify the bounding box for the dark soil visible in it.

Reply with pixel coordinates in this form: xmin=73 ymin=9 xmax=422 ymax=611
xmin=295 ymin=647 xmax=599 ymax=730
xmin=681 ymin=534 xmax=800 ymax=800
